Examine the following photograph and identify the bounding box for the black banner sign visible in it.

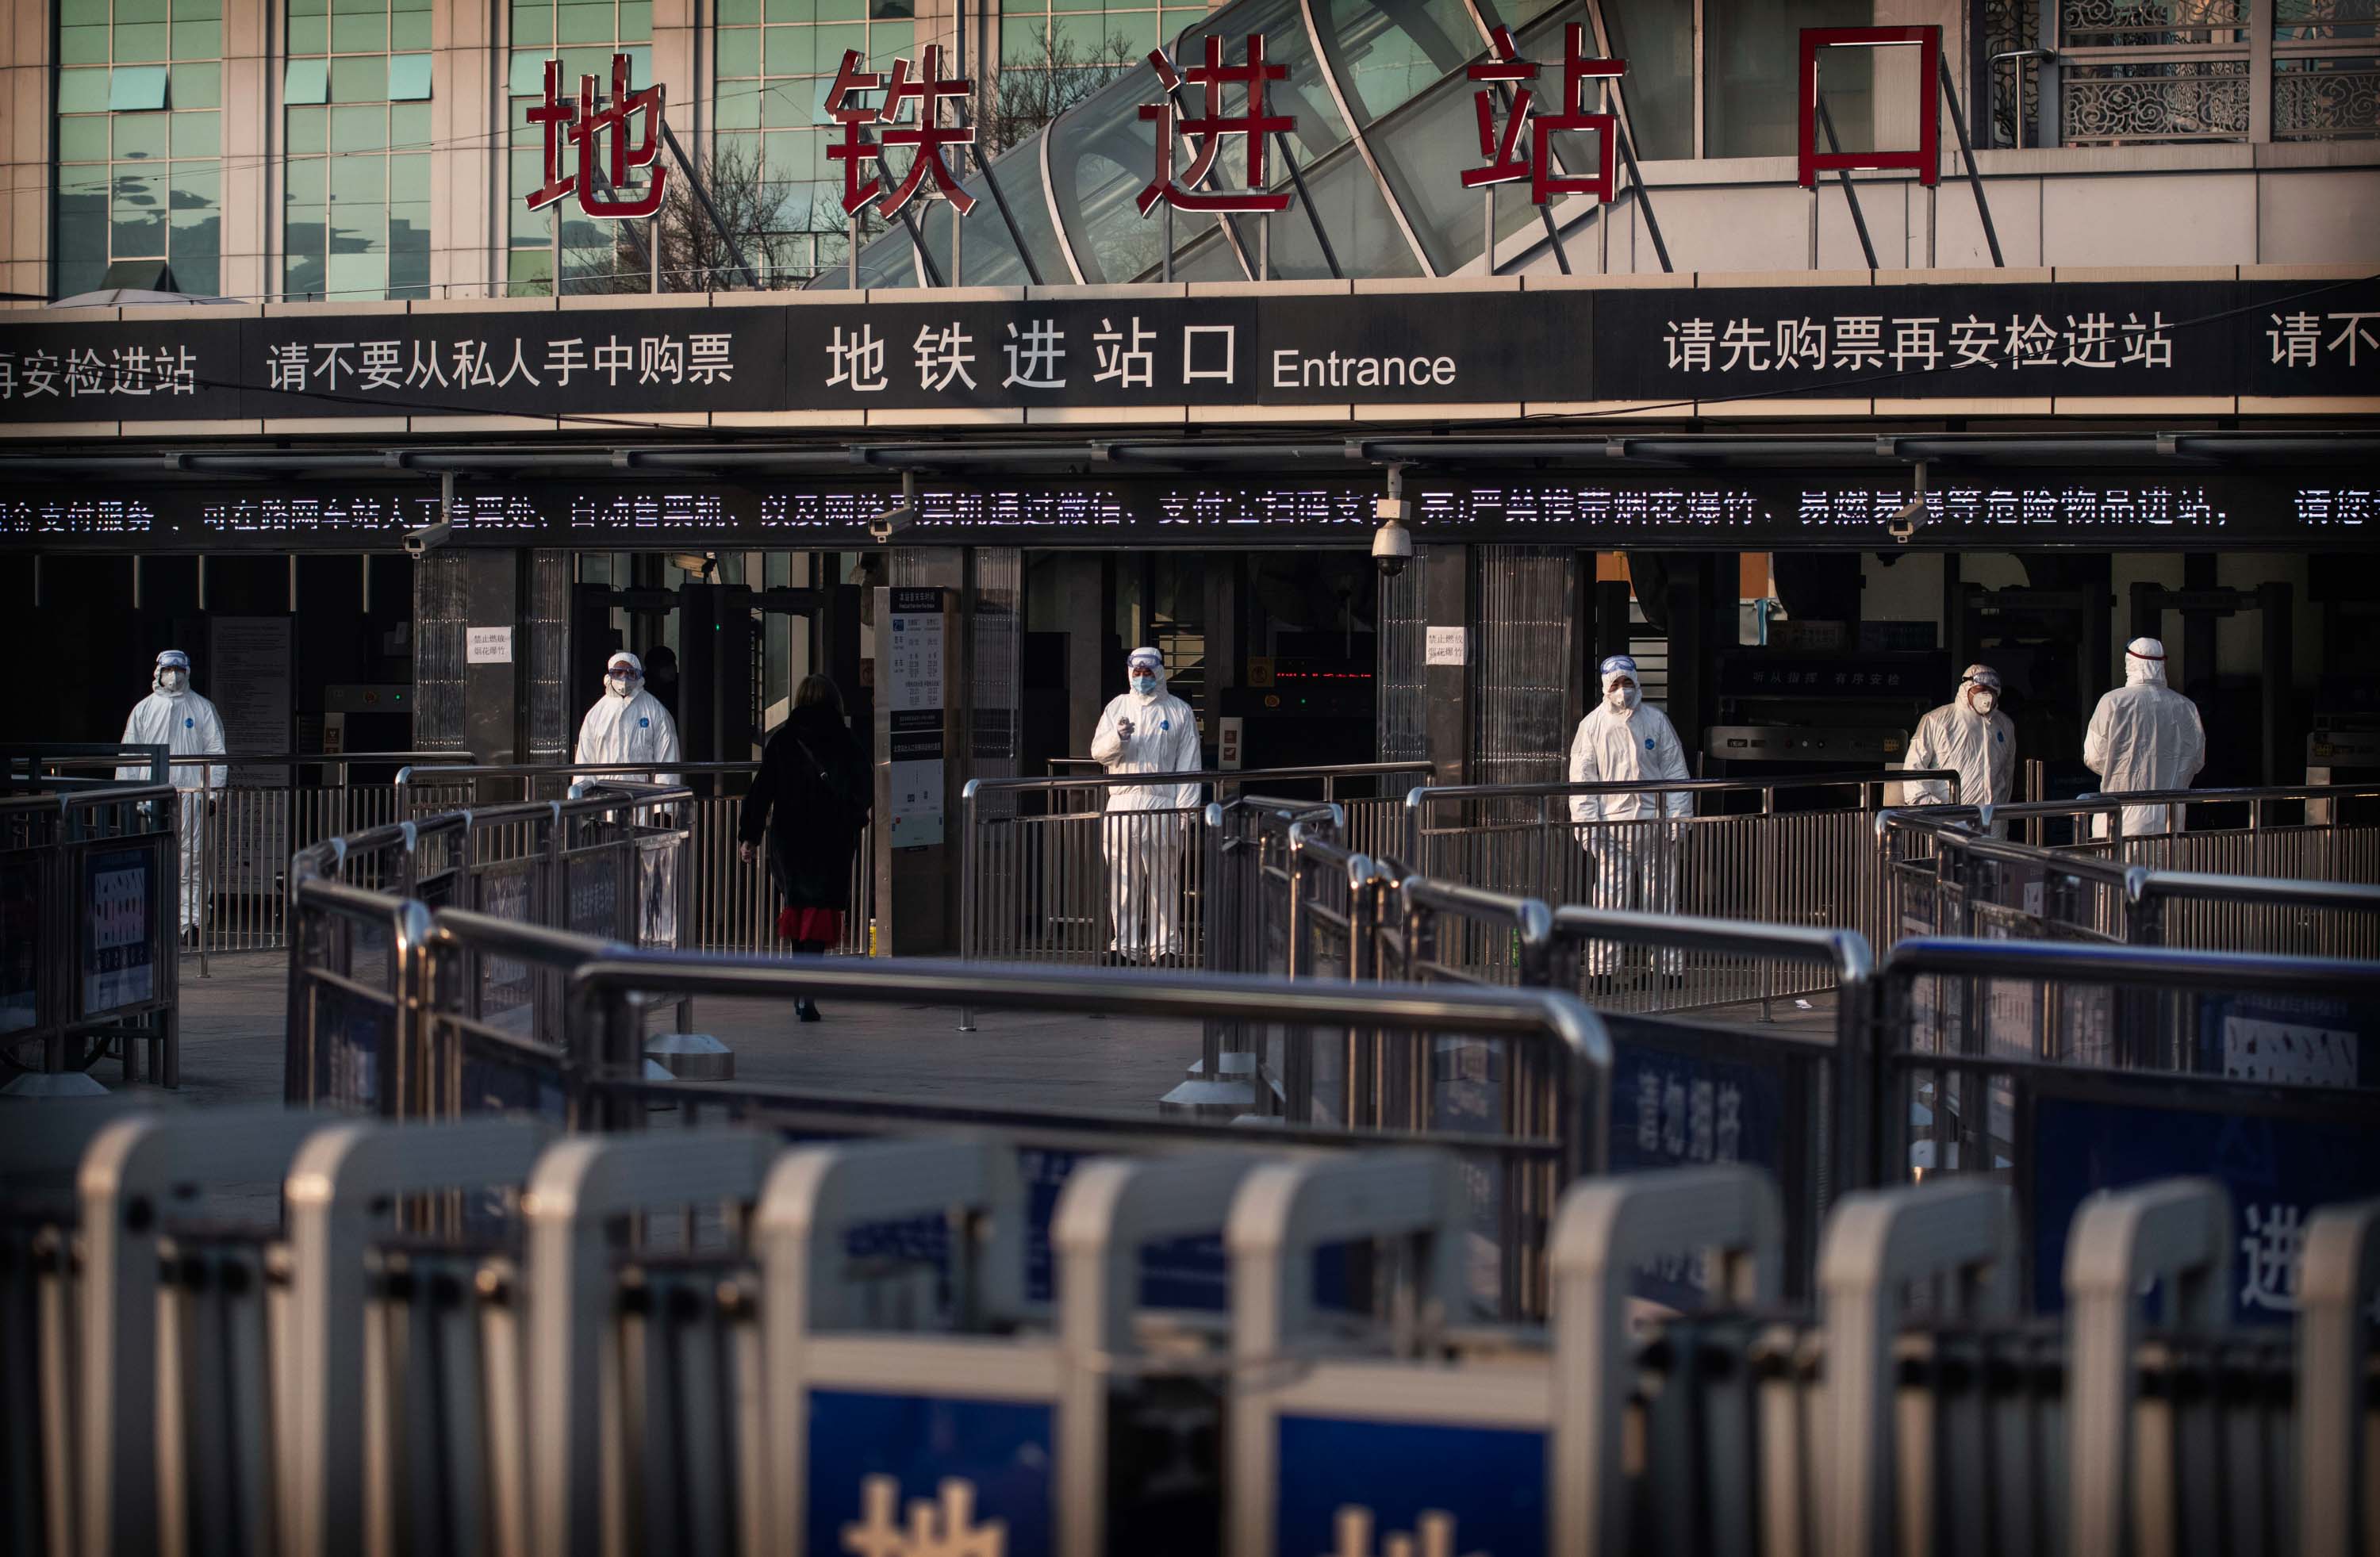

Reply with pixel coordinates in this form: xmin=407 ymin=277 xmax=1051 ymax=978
xmin=2 ymin=278 xmax=2367 ymax=422
xmin=6 ymin=470 xmax=2374 ymax=550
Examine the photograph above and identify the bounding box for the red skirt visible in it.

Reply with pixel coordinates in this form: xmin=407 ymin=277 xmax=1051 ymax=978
xmin=776 ymin=907 xmax=844 ymax=945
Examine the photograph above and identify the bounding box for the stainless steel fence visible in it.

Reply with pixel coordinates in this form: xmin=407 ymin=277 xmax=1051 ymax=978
xmin=958 ymin=761 xmax=1430 ymax=970
xmin=0 ymin=782 xmax=183 ymax=1091
xmin=1404 ymin=771 xmax=1955 ymax=979
xmin=16 ymin=1113 xmax=2376 ymax=1557
xmin=1882 ymin=791 xmax=2380 ymax=960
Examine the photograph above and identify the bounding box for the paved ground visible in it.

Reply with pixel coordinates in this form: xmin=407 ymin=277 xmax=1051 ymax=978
xmin=43 ymin=949 xmax=1840 ymax=1114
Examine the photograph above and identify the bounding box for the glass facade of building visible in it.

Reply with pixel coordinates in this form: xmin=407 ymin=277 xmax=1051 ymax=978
xmin=284 ymin=0 xmax=434 ymax=301
xmin=507 ymin=0 xmax=653 ymax=293
xmin=53 ymin=0 xmax=223 ymax=298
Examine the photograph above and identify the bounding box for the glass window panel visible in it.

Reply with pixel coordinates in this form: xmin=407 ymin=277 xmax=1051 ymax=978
xmin=58 ymin=117 xmax=112 ymax=162
xmin=559 ymin=45 xmax=614 ymax=78
xmin=285 ymin=58 xmax=330 ymax=104
xmin=113 ymin=112 xmax=171 ymax=159
xmin=61 ymin=0 xmax=112 ymax=22
xmin=1177 ymin=0 xmax=1349 ymax=164
xmin=765 ymin=0 xmax=812 ymax=18
xmin=511 ymin=177 xmax=551 ymax=237
xmin=816 ymin=0 xmax=865 ymax=17
xmin=716 ymin=26 xmax=761 ymax=72
xmin=286 ymin=203 xmax=326 ymax=254
xmin=760 ymin=78 xmax=807 ymax=125
xmin=1313 ymin=0 xmax=1473 ymax=127
xmin=114 ymin=22 xmax=170 ymax=64
xmin=1045 ymin=59 xmax=1226 ymax=282
xmin=389 ymin=53 xmax=432 ymax=99
xmin=111 ymin=170 xmax=170 ymax=253
xmin=869 ymin=0 xmax=911 ymax=14
xmin=866 ymin=21 xmax=910 ymax=60
xmin=764 ymin=25 xmax=814 ymax=74
xmin=331 ymin=103 xmax=388 ymax=148
xmin=59 ymin=69 xmax=113 ymax=113
xmin=1110 ymin=13 xmax=1158 ymax=57
xmin=332 ymin=198 xmax=388 ymax=251
xmin=509 ymin=247 xmax=555 ymax=296
xmin=175 ymin=0 xmax=224 ymax=17
xmin=716 ymin=82 xmax=762 ymax=126
xmin=1369 ymin=69 xmax=1491 ymax=272
xmin=390 ymin=201 xmax=432 ymax=251
xmin=332 ymin=0 xmax=380 ymax=13
xmin=718 ymin=0 xmax=759 ymax=19
xmin=118 ymin=0 xmax=168 ymax=20
xmin=1052 ymin=0 xmax=1103 ymax=13
xmin=559 ymin=1 xmax=612 ymax=42
xmin=1596 ymin=0 xmax=1691 ymax=160
xmin=286 ymin=105 xmax=328 ymax=151
xmin=170 ymin=19 xmax=221 ymax=57
xmin=332 ymin=162 xmax=390 ymax=220
xmin=513 ymin=3 xmax=555 ymax=44
xmin=285 ymin=156 xmax=328 ymax=204
xmin=390 ymin=248 xmax=431 ymax=296
xmin=1476 ymin=0 xmax=1570 ymax=30
xmin=1706 ymin=0 xmax=1866 ymax=159
xmin=289 ymin=13 xmax=329 ymax=52
xmin=286 ymin=0 xmax=327 ymax=13
xmin=393 ymin=0 xmax=431 ymax=13
xmin=1812 ymin=41 xmax=1884 ymax=155
xmin=170 ymin=247 xmax=221 ymax=300
xmin=1265 ymin=140 xmax=1420 ymax=280
xmin=391 ymin=10 xmax=430 ymax=47
xmin=390 ymin=151 xmax=430 ymax=201
xmin=331 ymin=55 xmax=390 ymax=102
xmin=170 ymin=109 xmax=219 ymax=156
xmin=509 ymin=50 xmax=551 ymax=94
xmin=813 ymin=21 xmax=864 ymax=63
xmin=331 ymin=11 xmax=386 ymax=50
xmin=60 ymin=26 xmax=112 ymax=65
xmin=1001 ymin=17 xmax=1047 ymax=64
xmin=328 ymin=251 xmax=390 ymax=299
xmin=620 ymin=0 xmax=651 ymax=40
xmin=624 ymin=44 xmax=651 ymax=82
xmin=392 ymin=100 xmax=431 ymax=143
xmin=285 ymin=252 xmax=328 ymax=300
xmin=171 ymin=62 xmax=221 ymax=107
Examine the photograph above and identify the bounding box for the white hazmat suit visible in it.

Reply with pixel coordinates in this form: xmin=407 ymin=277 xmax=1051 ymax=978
xmin=1090 ymin=647 xmax=1201 ymax=961
xmin=2084 ymin=636 xmax=2205 ymax=839
xmin=574 ymin=651 xmax=684 ymax=943
xmin=1903 ymin=664 xmax=2017 ymax=834
xmin=118 ymin=650 xmax=227 ymax=935
xmin=1568 ymin=656 xmax=1691 ymax=974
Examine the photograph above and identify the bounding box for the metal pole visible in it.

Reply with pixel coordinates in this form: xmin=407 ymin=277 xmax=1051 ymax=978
xmin=658 ymin=118 xmax=760 ymax=290
xmin=1937 ymin=59 xmax=2005 ymax=267
xmin=1814 ymin=96 xmax=1879 ymax=270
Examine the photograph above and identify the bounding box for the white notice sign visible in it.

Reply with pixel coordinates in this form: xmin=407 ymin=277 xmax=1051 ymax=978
xmin=886 ymin=612 xmax=946 ymax=711
xmin=466 ymin=627 xmax=513 ymax=664
xmin=1426 ymin=626 xmax=1466 ymax=666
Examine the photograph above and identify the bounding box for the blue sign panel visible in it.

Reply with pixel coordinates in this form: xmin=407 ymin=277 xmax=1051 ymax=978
xmin=2030 ymin=1089 xmax=2380 ymax=1322
xmin=1605 ymin=1036 xmax=1788 ymax=1306
xmin=314 ymin=984 xmax=389 ymax=1113
xmin=459 ymin=1042 xmax=567 ymax=1121
xmin=2194 ymin=990 xmax=2380 ymax=1090
xmin=80 ymin=844 xmax=157 ymax=1016
xmin=804 ymin=1390 xmax=1053 ymax=1557
xmin=1273 ymin=1416 xmax=1545 ymax=1557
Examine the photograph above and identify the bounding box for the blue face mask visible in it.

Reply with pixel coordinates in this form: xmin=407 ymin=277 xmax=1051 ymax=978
xmin=1130 ymin=674 xmax=1156 ymax=696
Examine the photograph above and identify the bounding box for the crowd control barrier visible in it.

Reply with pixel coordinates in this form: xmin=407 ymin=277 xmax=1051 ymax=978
xmin=14 ymin=1113 xmax=2377 ymax=1557
xmin=958 ymin=761 xmax=1429 ymax=971
xmin=1403 ymin=770 xmax=1952 ymax=994
xmin=1882 ymin=802 xmax=2380 ymax=962
xmin=0 ymin=780 xmax=182 ymax=1092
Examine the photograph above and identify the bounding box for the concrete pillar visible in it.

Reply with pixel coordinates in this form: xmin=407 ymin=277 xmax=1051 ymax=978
xmin=432 ymin=0 xmax=497 ymax=300
xmin=221 ymin=0 xmax=268 ymax=301
xmin=463 ymin=550 xmax=524 ymax=765
xmin=2 ymin=0 xmax=52 ymax=307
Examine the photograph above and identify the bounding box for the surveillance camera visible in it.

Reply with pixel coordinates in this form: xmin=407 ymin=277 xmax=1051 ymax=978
xmin=1887 ymin=495 xmax=1928 ymax=545
xmin=403 ymin=519 xmax=453 ymax=557
xmin=866 ymin=503 xmax=919 ymax=546
xmin=1372 ymin=516 xmax=1414 ymax=577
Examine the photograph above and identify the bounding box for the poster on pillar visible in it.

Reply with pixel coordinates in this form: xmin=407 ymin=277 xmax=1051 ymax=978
xmin=885 ymin=589 xmax=948 ymax=849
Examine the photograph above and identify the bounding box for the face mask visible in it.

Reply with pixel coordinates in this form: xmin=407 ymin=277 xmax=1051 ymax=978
xmin=158 ymin=669 xmax=187 ymax=694
xmin=607 ymin=673 xmax=636 ymax=698
xmin=1130 ymin=674 xmax=1157 ymax=696
xmin=1970 ymin=690 xmax=1997 ymax=715
xmin=1607 ymin=683 xmax=1639 ymax=711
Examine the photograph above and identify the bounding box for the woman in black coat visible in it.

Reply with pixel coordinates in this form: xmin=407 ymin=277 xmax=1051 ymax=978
xmin=737 ymin=674 xmax=870 ymax=1022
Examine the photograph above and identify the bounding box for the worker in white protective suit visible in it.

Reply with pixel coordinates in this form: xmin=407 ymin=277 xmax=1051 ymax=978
xmin=1902 ymin=664 xmax=2017 ymax=834
xmin=1568 ymin=654 xmax=1692 ymax=977
xmin=1090 ymin=646 xmax=1202 ymax=964
xmin=574 ymin=650 xmax=684 ymax=944
xmin=118 ymin=649 xmax=228 ymax=943
xmin=2084 ymin=636 xmax=2205 ymax=842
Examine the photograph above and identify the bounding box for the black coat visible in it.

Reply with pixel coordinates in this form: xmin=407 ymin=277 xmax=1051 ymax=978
xmin=739 ymin=704 xmax=871 ymax=911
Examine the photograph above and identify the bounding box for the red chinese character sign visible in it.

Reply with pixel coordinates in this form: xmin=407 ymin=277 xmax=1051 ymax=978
xmin=1798 ymin=25 xmax=1940 ymax=189
xmin=1461 ymin=25 xmax=1622 ymax=206
xmin=1137 ymin=34 xmax=1293 ymax=215
xmin=822 ymin=45 xmax=977 ymax=222
xmin=524 ymin=54 xmax=669 ymax=220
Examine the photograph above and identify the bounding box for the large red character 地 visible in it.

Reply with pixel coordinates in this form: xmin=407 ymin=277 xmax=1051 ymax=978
xmin=524 ymin=53 xmax=669 ymax=219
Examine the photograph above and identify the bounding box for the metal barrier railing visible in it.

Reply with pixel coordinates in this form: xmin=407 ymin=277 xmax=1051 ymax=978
xmin=13 ymin=1116 xmax=2375 ymax=1557
xmin=1881 ymin=800 xmax=2380 ymax=961
xmin=0 ymin=783 xmax=183 ymax=1092
xmin=1404 ymin=771 xmax=1956 ymax=980
xmin=958 ymin=761 xmax=1430 ymax=971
